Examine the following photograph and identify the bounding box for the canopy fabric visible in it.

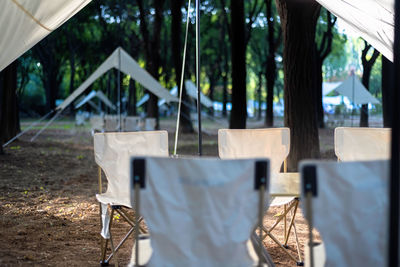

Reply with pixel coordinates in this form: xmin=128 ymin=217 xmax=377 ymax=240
xmin=333 ymin=75 xmax=380 ymax=105
xmin=185 ymin=80 xmax=214 ymax=108
xmin=74 ymin=90 xmax=116 ymax=110
xmin=0 ymin=0 xmax=91 ymax=72
xmin=317 ymin=0 xmax=394 ymax=61
xmin=322 ymin=82 xmax=341 ymax=96
xmin=57 ymin=47 xmax=178 ymax=111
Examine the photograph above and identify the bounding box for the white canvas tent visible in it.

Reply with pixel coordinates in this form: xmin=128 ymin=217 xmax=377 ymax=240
xmin=316 ymin=0 xmax=394 ymax=61
xmin=74 ymin=90 xmax=116 ymax=111
xmin=57 ymin=47 xmax=178 ymax=112
xmin=29 ymin=47 xmax=178 ymax=141
xmin=138 ymin=80 xmax=213 ymax=109
xmin=0 ymin=0 xmax=91 ymax=72
xmin=334 ymin=74 xmax=380 ymax=105
xmin=322 ymin=82 xmax=342 ymax=96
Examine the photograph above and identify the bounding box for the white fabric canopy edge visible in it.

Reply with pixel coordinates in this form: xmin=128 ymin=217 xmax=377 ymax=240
xmin=0 ymin=0 xmax=92 ymax=72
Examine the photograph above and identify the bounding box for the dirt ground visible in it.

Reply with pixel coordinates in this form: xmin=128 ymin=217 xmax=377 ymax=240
xmin=0 ymin=118 xmax=337 ymax=266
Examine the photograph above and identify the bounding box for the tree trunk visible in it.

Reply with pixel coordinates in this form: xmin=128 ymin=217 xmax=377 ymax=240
xmin=265 ymin=55 xmax=275 ymax=126
xmin=171 ymin=0 xmax=194 ymax=133
xmin=265 ymin=0 xmax=277 ymax=127
xmin=315 ymin=57 xmax=324 ymax=128
xmin=138 ymin=0 xmax=165 ymax=129
xmin=222 ymin=72 xmax=228 ymax=117
xmin=0 ymin=61 xmax=20 ymax=150
xmin=257 ymin=72 xmax=263 ymax=120
xmin=229 ymin=0 xmax=247 ymax=129
xmin=360 ymin=43 xmax=380 ymax=127
xmin=382 ymin=56 xmax=394 ymax=127
xmin=276 ymin=0 xmax=321 ymax=171
xmin=208 ymin=77 xmax=215 ymax=117
xmin=128 ymin=79 xmax=137 ymax=116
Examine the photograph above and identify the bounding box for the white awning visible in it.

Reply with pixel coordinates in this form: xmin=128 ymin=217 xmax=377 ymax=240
xmin=57 ymin=47 xmax=178 ymax=111
xmin=184 ymin=80 xmax=213 ymax=108
xmin=317 ymin=0 xmax=394 ymax=61
xmin=74 ymin=90 xmax=116 ymax=110
xmin=334 ymin=75 xmax=380 ymax=105
xmin=0 ymin=0 xmax=91 ymax=71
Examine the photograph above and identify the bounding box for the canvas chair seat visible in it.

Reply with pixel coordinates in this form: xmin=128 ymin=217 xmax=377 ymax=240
xmin=129 ymin=157 xmax=270 ymax=267
xmin=334 ymin=127 xmax=391 ymax=161
xmin=300 ymin=160 xmax=389 ymax=267
xmin=218 ymin=128 xmax=303 ymax=265
xmin=93 ymin=131 xmax=169 ymax=266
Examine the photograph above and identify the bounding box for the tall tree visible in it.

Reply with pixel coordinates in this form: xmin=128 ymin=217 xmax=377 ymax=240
xmin=0 ymin=61 xmax=20 ymax=153
xmin=382 ymin=56 xmax=395 ymax=127
xmin=171 ymin=0 xmax=194 ymax=133
xmin=265 ymin=0 xmax=281 ymax=127
xmin=138 ymin=0 xmax=166 ymax=129
xmin=315 ymin=10 xmax=336 ymax=128
xmin=360 ymin=41 xmax=380 ymax=127
xmin=276 ymin=0 xmax=321 ymax=171
xmin=229 ymin=0 xmax=247 ymax=128
xmin=33 ymin=34 xmax=65 ymax=112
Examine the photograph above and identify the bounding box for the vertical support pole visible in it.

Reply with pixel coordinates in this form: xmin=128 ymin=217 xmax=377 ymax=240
xmin=196 ymin=0 xmax=202 ymax=156
xmin=255 ymin=160 xmax=269 ymax=267
xmin=118 ymin=48 xmax=122 ymax=132
xmin=389 ymin=1 xmax=400 ymax=266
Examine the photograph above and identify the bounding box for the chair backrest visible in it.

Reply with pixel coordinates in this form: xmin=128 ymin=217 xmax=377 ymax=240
xmin=104 ymin=115 xmax=119 ymax=131
xmin=334 ymin=127 xmax=391 ymax=161
xmin=124 ymin=116 xmax=141 ymax=131
xmin=94 ymin=131 xmax=168 ymax=208
xmin=300 ymin=160 xmax=389 ymax=267
xmin=135 ymin=157 xmax=270 ymax=267
xmin=90 ymin=115 xmax=104 ymax=131
xmin=218 ymin=128 xmax=290 ymax=174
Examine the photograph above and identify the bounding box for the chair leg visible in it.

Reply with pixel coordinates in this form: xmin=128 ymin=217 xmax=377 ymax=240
xmin=262 ymin=200 xmax=303 ymax=265
xmin=108 ymin=209 xmax=119 ymax=267
xmin=284 ymin=199 xmax=299 ymax=246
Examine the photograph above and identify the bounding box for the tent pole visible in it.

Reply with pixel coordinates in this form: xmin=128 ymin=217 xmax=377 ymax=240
xmin=389 ymin=0 xmax=400 ymax=266
xmin=196 ymin=0 xmax=202 ymax=156
xmin=30 ymin=110 xmax=63 ymax=142
xmin=2 ymin=109 xmax=54 ymax=148
xmin=118 ymin=48 xmax=122 ymax=132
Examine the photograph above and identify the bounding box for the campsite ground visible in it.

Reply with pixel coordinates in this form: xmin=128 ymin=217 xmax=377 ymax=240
xmin=0 ymin=116 xmax=383 ymax=266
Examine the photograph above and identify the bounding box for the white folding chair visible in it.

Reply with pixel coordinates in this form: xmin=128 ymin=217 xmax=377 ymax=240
xmin=218 ymin=128 xmax=302 ymax=265
xmin=90 ymin=115 xmax=105 ymax=133
xmin=104 ymin=115 xmax=120 ymax=132
xmin=93 ymin=131 xmax=169 ymax=266
xmin=334 ymin=127 xmax=391 ymax=161
xmin=123 ymin=116 xmax=142 ymax=131
xmin=129 ymin=157 xmax=270 ymax=267
xmin=300 ymin=160 xmax=389 ymax=267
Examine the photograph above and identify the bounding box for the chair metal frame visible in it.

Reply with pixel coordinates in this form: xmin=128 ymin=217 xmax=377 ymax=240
xmin=260 ymin=159 xmax=303 ymax=265
xmin=98 ymin=166 xmax=147 ymax=266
